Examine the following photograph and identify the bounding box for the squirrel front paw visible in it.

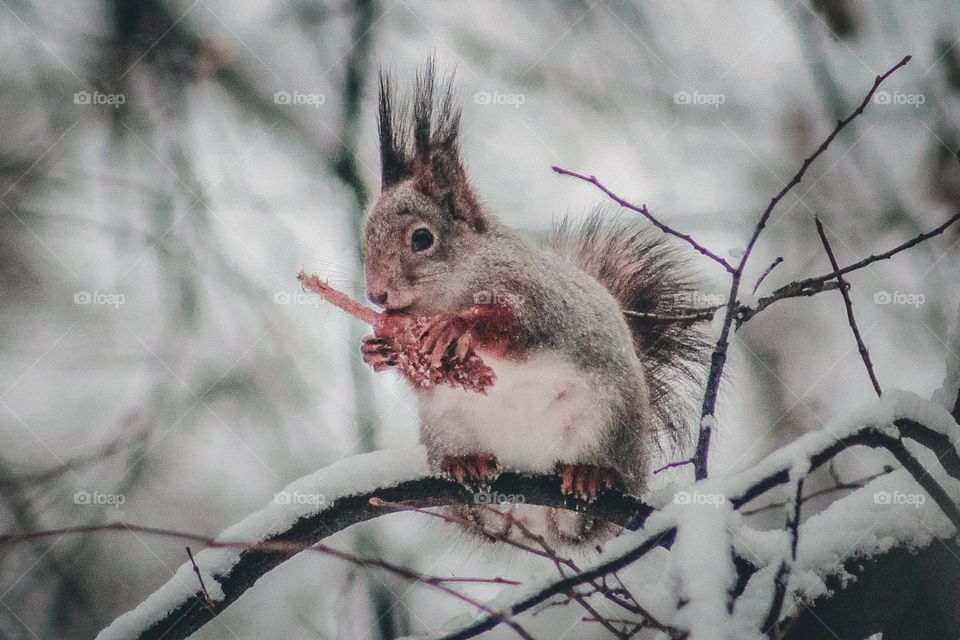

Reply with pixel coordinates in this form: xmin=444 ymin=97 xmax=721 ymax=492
xmin=420 ymin=315 xmax=474 ymax=367
xmin=441 ymin=453 xmax=501 ymax=489
xmin=360 ymin=335 xmax=398 ymax=371
xmin=556 ymin=463 xmax=621 ymax=503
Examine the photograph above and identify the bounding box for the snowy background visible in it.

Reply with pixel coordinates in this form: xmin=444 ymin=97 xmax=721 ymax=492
xmin=1 ymin=1 xmax=959 ymax=638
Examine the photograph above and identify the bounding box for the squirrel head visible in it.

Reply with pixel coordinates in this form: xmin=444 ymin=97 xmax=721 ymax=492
xmin=363 ymin=60 xmax=491 ymax=315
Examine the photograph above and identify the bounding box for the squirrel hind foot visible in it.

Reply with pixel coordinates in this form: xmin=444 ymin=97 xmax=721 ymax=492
xmin=556 ymin=463 xmax=621 ymax=503
xmin=440 ymin=453 xmax=501 ymax=489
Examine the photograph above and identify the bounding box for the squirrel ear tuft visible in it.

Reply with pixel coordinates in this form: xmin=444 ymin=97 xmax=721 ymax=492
xmin=378 ymin=71 xmax=413 ymax=188
xmin=410 ymin=59 xmax=487 ymax=231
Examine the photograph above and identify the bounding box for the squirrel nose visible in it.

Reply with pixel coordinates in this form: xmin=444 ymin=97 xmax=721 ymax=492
xmin=367 ymin=289 xmax=388 ymax=307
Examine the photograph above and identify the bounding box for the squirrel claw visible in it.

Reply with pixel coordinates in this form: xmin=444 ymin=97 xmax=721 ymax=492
xmin=557 ymin=463 xmax=620 ymax=503
xmin=441 ymin=453 xmax=500 ymax=490
xmin=421 ymin=316 xmax=471 ymax=368
xmin=452 ymin=333 xmax=473 ymax=362
xmin=361 ymin=335 xmax=398 ymax=371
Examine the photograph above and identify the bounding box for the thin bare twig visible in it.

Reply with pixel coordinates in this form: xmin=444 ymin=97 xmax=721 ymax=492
xmin=624 ymin=304 xmax=723 ymax=323
xmin=1 ymin=522 xmax=514 ymax=587
xmin=435 ymin=524 xmax=679 ymax=640
xmin=652 ymin=458 xmax=694 ymax=475
xmin=814 ymin=217 xmax=883 ymax=397
xmin=740 ymin=467 xmax=894 ymax=516
xmin=551 ymin=166 xmax=736 ymax=273
xmin=186 ymin=546 xmax=216 ymax=609
xmin=753 ymin=257 xmax=784 ymax=293
xmin=0 ymin=423 xmax=148 ymax=487
xmin=4 ymin=521 xmax=535 ymax=640
xmin=736 ymin=280 xmax=846 ymax=326
xmin=371 ymin=498 xmax=678 ymax=637
xmin=761 ymin=478 xmax=803 ymax=636
xmin=476 ymin=506 xmax=673 ymax=639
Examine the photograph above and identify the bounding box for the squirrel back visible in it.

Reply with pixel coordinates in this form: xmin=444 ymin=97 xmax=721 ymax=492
xmin=550 ymin=212 xmax=710 ymax=445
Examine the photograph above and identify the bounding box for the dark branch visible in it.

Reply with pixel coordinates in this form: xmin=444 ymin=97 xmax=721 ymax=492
xmin=814 ymin=217 xmax=883 ymax=397
xmin=652 ymin=458 xmax=695 ymax=475
xmin=624 ymin=304 xmax=722 ymax=324
xmin=736 ymin=280 xmax=846 ymax=326
xmin=752 ymin=256 xmax=784 ymax=293
xmin=761 ymin=477 xmax=803 ymax=635
xmin=740 ymin=467 xmax=894 ymax=516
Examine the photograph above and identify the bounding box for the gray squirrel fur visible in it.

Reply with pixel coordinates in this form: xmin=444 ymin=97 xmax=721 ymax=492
xmin=361 ymin=60 xmax=708 ymax=542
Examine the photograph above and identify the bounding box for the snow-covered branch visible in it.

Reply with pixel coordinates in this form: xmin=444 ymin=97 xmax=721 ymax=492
xmin=63 ymin=389 xmax=960 ymax=640
xmin=428 ymin=390 xmax=960 ymax=640
xmin=85 ymin=447 xmax=652 ymax=640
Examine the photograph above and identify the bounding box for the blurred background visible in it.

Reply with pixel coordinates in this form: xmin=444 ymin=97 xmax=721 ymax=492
xmin=1 ymin=1 xmax=959 ymax=638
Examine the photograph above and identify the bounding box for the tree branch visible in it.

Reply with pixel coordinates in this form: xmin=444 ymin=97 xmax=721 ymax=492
xmin=693 ymin=55 xmax=913 ymax=480
xmin=26 ymin=405 xmax=960 ymax=640
xmin=814 ymin=216 xmax=883 ymax=397
xmin=435 ymin=417 xmax=960 ymax=640
xmin=82 ymin=465 xmax=653 ymax=640
xmin=761 ymin=477 xmax=803 ymax=636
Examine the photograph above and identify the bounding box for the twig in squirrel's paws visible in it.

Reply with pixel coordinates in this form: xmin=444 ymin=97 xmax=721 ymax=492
xmin=297 ymin=271 xmax=495 ymax=393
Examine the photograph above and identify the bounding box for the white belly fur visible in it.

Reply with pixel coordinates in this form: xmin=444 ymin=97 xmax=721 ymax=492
xmin=418 ymin=351 xmax=608 ymax=472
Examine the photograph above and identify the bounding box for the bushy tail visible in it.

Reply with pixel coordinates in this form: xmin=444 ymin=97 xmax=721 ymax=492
xmin=550 ymin=210 xmax=710 ymax=442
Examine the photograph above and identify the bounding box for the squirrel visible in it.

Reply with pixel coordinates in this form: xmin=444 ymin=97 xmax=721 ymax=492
xmin=360 ymin=61 xmax=708 ymax=544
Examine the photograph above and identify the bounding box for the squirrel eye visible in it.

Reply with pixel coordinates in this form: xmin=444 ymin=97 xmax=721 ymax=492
xmin=411 ymin=227 xmax=434 ymax=252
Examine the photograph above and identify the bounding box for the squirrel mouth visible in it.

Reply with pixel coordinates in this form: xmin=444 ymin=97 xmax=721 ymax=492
xmin=384 ymin=293 xmax=418 ymax=315
xmin=384 ymin=303 xmax=413 ymax=315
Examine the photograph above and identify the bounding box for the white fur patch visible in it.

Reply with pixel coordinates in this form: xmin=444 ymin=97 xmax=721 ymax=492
xmin=418 ymin=351 xmax=608 ymax=471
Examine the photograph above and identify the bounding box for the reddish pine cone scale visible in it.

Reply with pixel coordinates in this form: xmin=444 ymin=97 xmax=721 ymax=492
xmin=374 ymin=311 xmax=496 ymax=394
